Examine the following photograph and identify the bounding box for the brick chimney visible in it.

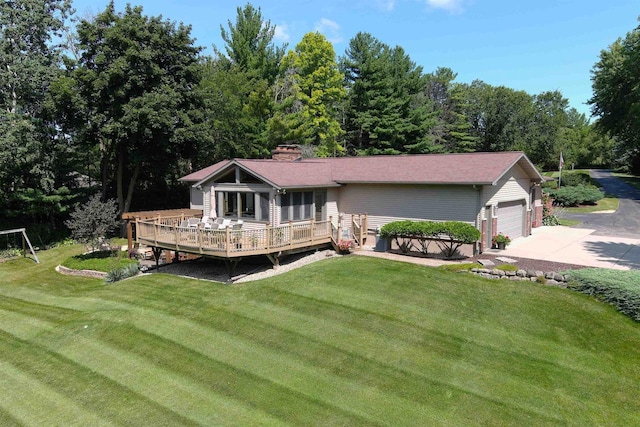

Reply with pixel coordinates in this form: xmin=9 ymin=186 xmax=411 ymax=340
xmin=271 ymin=144 xmax=303 ymax=161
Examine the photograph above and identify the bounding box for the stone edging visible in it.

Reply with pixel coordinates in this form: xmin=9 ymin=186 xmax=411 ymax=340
xmin=56 ymin=265 xmax=108 ymax=279
xmin=469 ymin=268 xmax=570 ymax=287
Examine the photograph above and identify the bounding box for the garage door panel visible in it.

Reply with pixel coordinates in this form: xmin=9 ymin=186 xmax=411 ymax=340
xmin=498 ymin=201 xmax=524 ymax=239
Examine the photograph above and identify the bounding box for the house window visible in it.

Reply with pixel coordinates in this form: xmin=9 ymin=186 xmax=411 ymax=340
xmin=223 ymin=192 xmax=237 ymax=216
xmin=240 ymin=192 xmax=254 ymax=218
xmin=281 ymin=191 xmax=314 ymax=221
xmin=219 ymin=191 xmax=270 ymax=221
xmin=259 ymin=193 xmax=270 ymax=221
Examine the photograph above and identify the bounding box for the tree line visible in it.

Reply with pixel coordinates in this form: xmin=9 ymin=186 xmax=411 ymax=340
xmin=0 ymin=1 xmax=630 ymax=242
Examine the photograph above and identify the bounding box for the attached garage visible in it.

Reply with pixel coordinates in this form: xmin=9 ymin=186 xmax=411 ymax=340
xmin=497 ymin=200 xmax=525 ymax=239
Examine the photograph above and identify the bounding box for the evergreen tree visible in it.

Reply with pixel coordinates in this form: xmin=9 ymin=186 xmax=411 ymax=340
xmin=269 ymin=32 xmax=346 ymax=156
xmin=340 ymin=32 xmax=436 ymax=155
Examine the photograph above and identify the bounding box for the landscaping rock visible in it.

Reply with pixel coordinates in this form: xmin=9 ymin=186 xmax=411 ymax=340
xmin=545 ymin=272 xmax=556 ymax=279
xmin=516 ymin=269 xmax=527 ymax=277
xmin=546 ymin=279 xmax=559 ymax=286
xmin=491 ymin=269 xmax=505 ymax=277
xmin=478 ymin=259 xmax=495 ymax=267
xmin=505 ymin=270 xmax=516 ymax=276
xmin=554 ymin=273 xmax=565 ymax=282
xmin=509 ymin=276 xmax=521 ymax=281
xmin=535 ymin=270 xmax=544 ymax=278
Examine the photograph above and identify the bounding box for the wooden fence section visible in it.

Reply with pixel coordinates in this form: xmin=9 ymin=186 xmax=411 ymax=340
xmin=136 ymin=218 xmax=333 ymax=258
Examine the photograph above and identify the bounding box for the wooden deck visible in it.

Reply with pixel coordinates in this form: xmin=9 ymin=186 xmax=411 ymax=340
xmin=136 ymin=217 xmax=335 ymax=259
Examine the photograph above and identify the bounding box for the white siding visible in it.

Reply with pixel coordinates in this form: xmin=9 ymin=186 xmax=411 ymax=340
xmin=337 ymin=184 xmax=479 ymax=231
xmin=482 ymin=164 xmax=530 ymax=209
xmin=190 ymin=187 xmax=203 ymax=211
xmin=327 ymin=188 xmax=339 ymax=226
xmin=203 ymin=187 xmax=211 ymax=217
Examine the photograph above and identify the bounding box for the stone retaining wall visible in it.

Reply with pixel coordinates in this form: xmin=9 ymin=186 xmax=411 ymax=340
xmin=470 ymin=268 xmax=569 ymax=287
xmin=56 ymin=265 xmax=108 ymax=279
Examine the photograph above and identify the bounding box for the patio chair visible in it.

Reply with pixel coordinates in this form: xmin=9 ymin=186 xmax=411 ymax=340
xmin=220 ymin=219 xmax=231 ymax=228
xmin=179 ymin=220 xmax=188 ymax=228
xmin=232 ymin=222 xmax=243 ymax=231
xmin=187 ymin=218 xmax=200 ymax=227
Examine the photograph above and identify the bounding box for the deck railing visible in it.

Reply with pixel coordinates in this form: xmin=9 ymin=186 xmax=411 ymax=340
xmin=136 ymin=218 xmax=333 ymax=258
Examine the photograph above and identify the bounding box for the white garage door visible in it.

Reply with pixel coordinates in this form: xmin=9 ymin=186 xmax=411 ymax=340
xmin=497 ymin=200 xmax=524 ymax=239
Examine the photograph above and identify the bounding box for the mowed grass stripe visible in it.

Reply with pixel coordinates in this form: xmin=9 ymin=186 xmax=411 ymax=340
xmin=208 ymin=298 xmax=575 ymax=423
xmin=0 ymin=308 xmax=58 ymax=340
xmin=115 ymin=307 xmax=478 ymax=426
xmin=0 ymin=295 xmax=81 ymax=323
xmin=51 ymin=335 xmax=286 ymax=426
xmin=266 ymin=277 xmax=618 ymax=374
xmin=0 ymin=331 xmax=197 ymax=426
xmin=99 ymin=324 xmax=378 ymax=426
xmin=0 ymin=360 xmax=113 ymax=426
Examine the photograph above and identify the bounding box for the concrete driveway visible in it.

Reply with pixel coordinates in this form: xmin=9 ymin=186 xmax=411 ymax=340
xmin=497 ymin=170 xmax=640 ymax=270
xmin=564 ymin=169 xmax=640 ymax=238
xmin=500 ymin=226 xmax=640 ymax=270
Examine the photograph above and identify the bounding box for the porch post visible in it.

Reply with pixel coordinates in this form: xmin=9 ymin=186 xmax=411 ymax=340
xmin=174 ymin=223 xmax=179 ymax=251
xmin=310 ymin=218 xmax=315 ymax=244
xmin=126 ymin=220 xmax=133 ymax=253
xmin=225 ymin=226 xmax=231 ymax=257
xmin=266 ymin=224 xmax=271 ymax=251
xmin=289 ymin=220 xmax=293 ymax=249
xmin=154 ymin=215 xmax=159 ymax=246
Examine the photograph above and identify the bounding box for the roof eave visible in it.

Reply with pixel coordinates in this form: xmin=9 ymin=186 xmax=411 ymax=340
xmin=193 ymin=159 xmax=283 ymax=190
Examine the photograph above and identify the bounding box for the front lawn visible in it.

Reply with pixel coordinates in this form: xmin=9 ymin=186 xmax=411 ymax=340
xmin=0 ymin=246 xmax=638 ymax=425
xmin=564 ymin=197 xmax=619 ymax=213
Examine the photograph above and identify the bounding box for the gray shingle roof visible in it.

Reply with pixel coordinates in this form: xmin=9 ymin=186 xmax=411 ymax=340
xmin=180 ymin=152 xmax=544 ymax=188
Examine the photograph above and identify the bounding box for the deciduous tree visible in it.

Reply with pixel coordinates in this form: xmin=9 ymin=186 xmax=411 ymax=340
xmin=589 ymin=19 xmax=640 ymax=172
xmin=69 ymin=2 xmax=203 ymax=214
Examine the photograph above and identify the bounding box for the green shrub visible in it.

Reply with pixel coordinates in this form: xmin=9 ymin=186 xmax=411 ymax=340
xmin=106 ymin=263 xmax=140 ymax=284
xmin=560 ymin=172 xmax=593 ymax=187
xmin=547 ymin=185 xmax=604 ymax=207
xmin=380 ymin=220 xmax=480 ymax=259
xmin=566 ymin=269 xmax=640 ymax=321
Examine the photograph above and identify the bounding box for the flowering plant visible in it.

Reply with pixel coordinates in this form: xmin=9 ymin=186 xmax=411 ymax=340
xmin=492 ymin=233 xmax=511 ymax=246
xmin=337 ymin=239 xmax=352 ymax=251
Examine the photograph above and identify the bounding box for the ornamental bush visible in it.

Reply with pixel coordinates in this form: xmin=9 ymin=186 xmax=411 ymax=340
xmin=567 ymin=269 xmax=640 ymax=321
xmin=380 ymin=220 xmax=480 ymax=259
xmin=65 ymin=194 xmax=120 ymax=251
xmin=546 ymin=185 xmax=604 ymax=207
xmin=559 ymin=172 xmax=594 ymax=187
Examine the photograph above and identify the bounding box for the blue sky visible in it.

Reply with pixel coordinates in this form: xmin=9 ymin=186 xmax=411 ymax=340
xmin=71 ymin=0 xmax=639 ymax=116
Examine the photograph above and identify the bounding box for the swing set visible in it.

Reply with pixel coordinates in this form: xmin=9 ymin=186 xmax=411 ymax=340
xmin=0 ymin=228 xmax=39 ymax=263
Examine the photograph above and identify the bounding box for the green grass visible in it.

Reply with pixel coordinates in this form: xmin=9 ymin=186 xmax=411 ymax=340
xmin=564 ymin=197 xmax=619 ymax=213
xmin=0 ymin=245 xmax=639 ymax=425
xmin=558 ymin=218 xmax=582 ymax=227
xmin=61 ymin=250 xmax=138 ymax=272
xmin=612 ymin=172 xmax=640 ymax=191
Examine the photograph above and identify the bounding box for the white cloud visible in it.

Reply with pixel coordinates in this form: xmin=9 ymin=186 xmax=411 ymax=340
xmin=426 ymin=0 xmax=464 ymax=13
xmin=274 ymin=24 xmax=290 ymax=43
xmin=315 ymin=18 xmax=343 ymax=43
xmin=377 ymin=0 xmax=396 ymax=11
